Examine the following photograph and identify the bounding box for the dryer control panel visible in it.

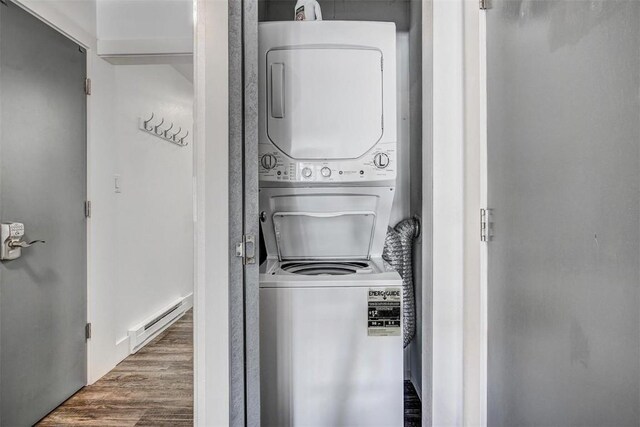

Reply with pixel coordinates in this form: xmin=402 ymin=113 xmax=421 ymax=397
xmin=258 ymin=144 xmax=397 ymax=184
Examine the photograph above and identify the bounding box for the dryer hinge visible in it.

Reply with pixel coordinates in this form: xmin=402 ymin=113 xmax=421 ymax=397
xmin=480 ymin=208 xmax=493 ymax=242
xmin=235 ymin=234 xmax=256 ymax=265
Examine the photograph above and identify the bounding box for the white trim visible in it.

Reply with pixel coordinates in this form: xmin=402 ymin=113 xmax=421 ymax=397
xmin=461 ymin=0 xmax=488 ymax=424
xmin=11 ymin=0 xmax=95 ymax=50
xmin=115 ymin=335 xmax=131 ymax=364
xmin=85 ymin=51 xmax=96 ymax=385
xmin=98 ymin=38 xmax=193 ymax=57
xmin=432 ymin=0 xmax=465 ymax=425
xmin=478 ymin=8 xmax=489 ymax=427
xmin=421 ymin=0 xmax=432 ymax=422
xmin=194 ymin=0 xmax=230 ymax=425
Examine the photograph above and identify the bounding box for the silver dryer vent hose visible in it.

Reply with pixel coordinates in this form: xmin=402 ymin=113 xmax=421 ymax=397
xmin=383 ymin=217 xmax=420 ymax=348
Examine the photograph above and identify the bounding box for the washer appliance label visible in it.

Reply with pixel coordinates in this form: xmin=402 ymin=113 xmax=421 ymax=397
xmin=368 ymin=288 xmax=401 ymax=336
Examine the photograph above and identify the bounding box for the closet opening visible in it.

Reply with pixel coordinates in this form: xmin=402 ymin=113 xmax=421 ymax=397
xmin=254 ymin=1 xmax=429 ymax=425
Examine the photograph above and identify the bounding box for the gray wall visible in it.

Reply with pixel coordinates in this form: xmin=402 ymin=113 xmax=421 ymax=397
xmin=487 ymin=1 xmax=640 ymax=425
xmin=259 ymin=0 xmax=410 ymax=30
xmin=407 ymin=0 xmax=424 ymax=398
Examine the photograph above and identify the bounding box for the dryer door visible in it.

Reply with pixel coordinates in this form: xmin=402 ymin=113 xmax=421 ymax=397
xmin=266 ymin=47 xmax=383 ymax=160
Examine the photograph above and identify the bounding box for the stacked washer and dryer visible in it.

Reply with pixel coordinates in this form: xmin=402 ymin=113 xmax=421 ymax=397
xmin=259 ymin=21 xmax=403 ymax=426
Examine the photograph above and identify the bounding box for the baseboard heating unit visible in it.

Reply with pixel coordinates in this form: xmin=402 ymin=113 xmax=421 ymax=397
xmin=127 ymin=293 xmax=193 ymax=354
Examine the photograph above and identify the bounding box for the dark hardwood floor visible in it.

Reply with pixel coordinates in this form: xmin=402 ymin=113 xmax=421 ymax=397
xmin=38 ymin=310 xmax=193 ymax=426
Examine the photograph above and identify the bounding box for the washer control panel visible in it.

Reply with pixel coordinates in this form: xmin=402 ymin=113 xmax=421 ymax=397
xmin=259 ymin=144 xmax=396 ymax=183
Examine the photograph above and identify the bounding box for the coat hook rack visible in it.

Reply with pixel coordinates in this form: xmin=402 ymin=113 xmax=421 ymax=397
xmin=139 ymin=113 xmax=189 ymax=147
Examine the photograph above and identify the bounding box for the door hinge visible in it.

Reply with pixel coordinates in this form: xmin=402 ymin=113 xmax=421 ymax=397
xmin=84 ymin=78 xmax=92 ymax=95
xmin=235 ymin=234 xmax=256 ymax=265
xmin=480 ymin=208 xmax=493 ymax=242
xmin=480 ymin=0 xmax=491 ymax=10
xmin=84 ymin=200 xmax=91 ymax=218
xmin=85 ymin=323 xmax=92 ymax=340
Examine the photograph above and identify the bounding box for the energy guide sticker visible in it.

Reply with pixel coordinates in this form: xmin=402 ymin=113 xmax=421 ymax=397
xmin=368 ymin=288 xmax=401 ymax=336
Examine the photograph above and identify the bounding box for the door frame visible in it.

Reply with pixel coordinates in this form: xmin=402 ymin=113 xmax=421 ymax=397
xmin=193 ymin=0 xmax=231 ymax=425
xmin=431 ymin=0 xmax=488 ymax=426
xmin=461 ymin=1 xmax=489 ymax=426
xmin=462 ymin=0 xmax=489 ymax=425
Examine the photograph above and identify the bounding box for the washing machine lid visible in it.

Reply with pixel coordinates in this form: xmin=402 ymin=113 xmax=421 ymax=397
xmin=260 ymin=187 xmax=395 ymax=261
xmin=273 ymin=211 xmax=376 ymax=260
xmin=266 ymin=47 xmax=383 ymax=160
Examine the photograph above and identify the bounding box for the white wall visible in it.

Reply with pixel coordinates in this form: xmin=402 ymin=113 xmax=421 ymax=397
xmin=97 ymin=0 xmax=193 ymax=56
xmin=113 ymin=64 xmax=194 ymax=351
xmin=89 ymin=63 xmax=194 ymax=382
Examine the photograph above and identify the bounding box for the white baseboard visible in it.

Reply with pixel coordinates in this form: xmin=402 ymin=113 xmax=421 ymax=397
xmin=115 ymin=335 xmax=130 ymax=364
xmin=126 ymin=293 xmax=193 ymax=354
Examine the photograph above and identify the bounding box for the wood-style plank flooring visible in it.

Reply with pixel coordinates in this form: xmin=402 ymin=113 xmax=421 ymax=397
xmin=37 ymin=310 xmax=193 ymax=426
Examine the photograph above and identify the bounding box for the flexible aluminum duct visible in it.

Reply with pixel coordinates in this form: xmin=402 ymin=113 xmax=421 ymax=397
xmin=383 ymin=217 xmax=420 ymax=348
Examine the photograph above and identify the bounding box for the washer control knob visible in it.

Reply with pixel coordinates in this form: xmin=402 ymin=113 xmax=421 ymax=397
xmin=321 ymin=167 xmax=331 ymax=177
xmin=261 ymin=154 xmax=277 ymax=170
xmin=302 ymin=167 xmax=313 ymax=178
xmin=373 ymin=153 xmax=390 ymax=169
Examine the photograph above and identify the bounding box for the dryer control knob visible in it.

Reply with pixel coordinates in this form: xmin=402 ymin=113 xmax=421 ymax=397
xmin=261 ymin=154 xmax=277 ymax=170
xmin=321 ymin=167 xmax=331 ymax=177
xmin=302 ymin=167 xmax=313 ymax=178
xmin=373 ymin=153 xmax=390 ymax=169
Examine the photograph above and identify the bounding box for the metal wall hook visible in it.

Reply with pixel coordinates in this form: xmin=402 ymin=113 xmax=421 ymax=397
xmin=139 ymin=113 xmax=189 ymax=148
xmin=143 ymin=113 xmax=155 ymax=131
xmin=179 ymin=130 xmax=189 ymax=146
xmin=171 ymin=127 xmax=182 ymax=141
xmin=163 ymin=123 xmax=174 ymax=138
xmin=154 ymin=118 xmax=165 ymax=134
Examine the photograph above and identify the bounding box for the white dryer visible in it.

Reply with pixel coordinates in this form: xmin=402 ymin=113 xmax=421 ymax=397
xmin=258 ymin=21 xmax=397 ymax=187
xmin=258 ymin=21 xmax=403 ymax=427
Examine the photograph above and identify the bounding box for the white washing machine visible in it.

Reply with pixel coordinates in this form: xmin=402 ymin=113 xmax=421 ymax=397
xmin=258 ymin=22 xmax=403 ymax=426
xmin=259 ymin=186 xmax=403 ymax=426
